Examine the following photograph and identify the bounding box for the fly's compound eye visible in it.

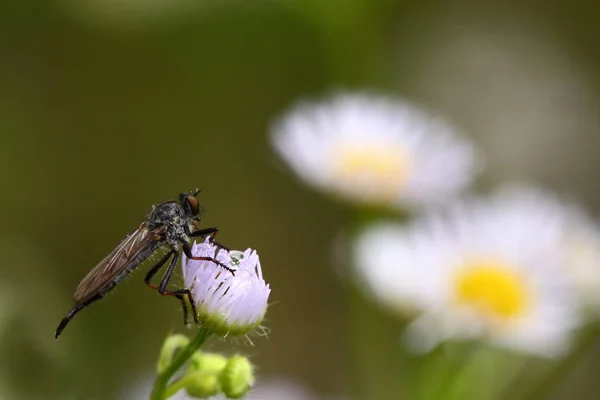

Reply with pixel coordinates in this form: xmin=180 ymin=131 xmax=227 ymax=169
xmin=186 ymin=195 xmax=200 ymax=216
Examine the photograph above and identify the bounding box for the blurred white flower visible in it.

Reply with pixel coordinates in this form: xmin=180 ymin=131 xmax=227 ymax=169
xmin=270 ymin=92 xmax=480 ymax=210
xmin=352 ymin=224 xmax=426 ymax=315
xmin=353 ymin=186 xmax=595 ymax=357
xmin=182 ymin=239 xmax=270 ymax=336
xmin=564 ymin=223 xmax=600 ymax=309
xmin=485 ymin=187 xmax=600 ymax=315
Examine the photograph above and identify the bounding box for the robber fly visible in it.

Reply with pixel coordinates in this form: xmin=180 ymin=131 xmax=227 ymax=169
xmin=55 ymin=190 xmax=234 ymax=339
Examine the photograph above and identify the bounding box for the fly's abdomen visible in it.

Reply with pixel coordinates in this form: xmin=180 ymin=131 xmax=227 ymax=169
xmin=73 ymin=238 xmax=162 ymax=303
xmin=96 ymin=243 xmax=161 ymax=298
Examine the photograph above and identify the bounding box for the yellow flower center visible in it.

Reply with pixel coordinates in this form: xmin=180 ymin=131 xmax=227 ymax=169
xmin=454 ymin=261 xmax=529 ymax=320
xmin=332 ymin=143 xmax=410 ymax=202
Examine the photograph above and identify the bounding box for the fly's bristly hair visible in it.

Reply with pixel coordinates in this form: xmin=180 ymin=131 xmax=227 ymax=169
xmin=55 ymin=189 xmax=228 ymax=340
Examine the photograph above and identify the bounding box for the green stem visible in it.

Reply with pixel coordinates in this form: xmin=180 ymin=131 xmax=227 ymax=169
xmin=151 ymin=327 xmax=213 ymax=400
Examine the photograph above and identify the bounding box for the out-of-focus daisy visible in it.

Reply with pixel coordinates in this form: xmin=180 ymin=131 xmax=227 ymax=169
xmin=564 ymin=221 xmax=600 ymax=311
xmin=182 ymin=239 xmax=270 ymax=336
xmin=352 ymin=224 xmax=427 ymax=315
xmin=479 ymin=187 xmax=600 ymax=315
xmin=270 ymin=92 xmax=481 ymax=209
xmin=353 ymin=187 xmax=592 ymax=357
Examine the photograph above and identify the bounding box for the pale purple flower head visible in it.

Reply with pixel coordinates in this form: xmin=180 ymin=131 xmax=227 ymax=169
xmin=182 ymin=239 xmax=270 ymax=336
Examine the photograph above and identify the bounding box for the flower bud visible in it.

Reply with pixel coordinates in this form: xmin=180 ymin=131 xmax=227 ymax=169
xmin=184 ymin=371 xmax=220 ymax=398
xmin=188 ymin=351 xmax=228 ymax=375
xmin=220 ymin=355 xmax=255 ymax=399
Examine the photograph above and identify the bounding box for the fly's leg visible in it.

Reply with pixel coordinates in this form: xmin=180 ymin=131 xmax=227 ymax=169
xmin=156 ymin=288 xmax=198 ymax=326
xmin=144 ymin=250 xmax=175 ymax=286
xmin=190 ymin=226 xmax=230 ymax=250
xmin=187 ymin=225 xmax=216 ymax=239
xmin=182 ymin=241 xmax=236 ymax=275
xmin=158 ymin=251 xmax=198 ymax=325
xmin=187 ymin=226 xmax=230 ymax=260
xmin=145 ymin=250 xmax=197 ymax=325
xmin=55 ymin=293 xmax=103 ymax=340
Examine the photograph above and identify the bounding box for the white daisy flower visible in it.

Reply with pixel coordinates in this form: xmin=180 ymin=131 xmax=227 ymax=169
xmin=270 ymin=92 xmax=481 ymax=209
xmin=564 ymin=220 xmax=600 ymax=311
xmin=182 ymin=239 xmax=271 ymax=336
xmin=482 ymin=186 xmax=600 ymax=315
xmin=353 ymin=187 xmax=590 ymax=357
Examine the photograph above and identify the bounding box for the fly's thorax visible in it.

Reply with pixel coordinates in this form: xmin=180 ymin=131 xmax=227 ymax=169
xmin=148 ymin=201 xmax=185 ymax=229
xmin=165 ymin=222 xmax=189 ymax=247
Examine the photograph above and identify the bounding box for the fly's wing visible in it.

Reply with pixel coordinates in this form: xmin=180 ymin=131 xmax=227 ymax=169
xmin=73 ymin=222 xmax=161 ymax=303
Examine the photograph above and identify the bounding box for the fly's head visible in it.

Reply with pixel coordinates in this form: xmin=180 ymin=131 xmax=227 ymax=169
xmin=180 ymin=189 xmax=203 ymax=225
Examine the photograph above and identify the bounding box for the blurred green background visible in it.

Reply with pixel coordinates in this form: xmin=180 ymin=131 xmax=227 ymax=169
xmin=3 ymin=1 xmax=600 ymax=399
